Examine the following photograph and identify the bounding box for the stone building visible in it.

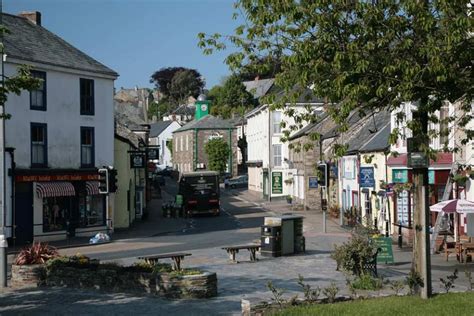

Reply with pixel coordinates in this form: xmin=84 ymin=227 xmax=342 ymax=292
xmin=172 ymin=115 xmax=238 ymax=177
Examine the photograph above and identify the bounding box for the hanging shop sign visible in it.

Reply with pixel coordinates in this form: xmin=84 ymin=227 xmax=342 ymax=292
xmin=147 ymin=146 xmax=160 ymax=160
xmin=359 ymin=167 xmax=375 ymax=188
xmin=272 ymin=171 xmax=283 ymax=194
xmin=130 ymin=152 xmax=146 ymax=169
xmin=392 ymin=169 xmax=408 ymax=183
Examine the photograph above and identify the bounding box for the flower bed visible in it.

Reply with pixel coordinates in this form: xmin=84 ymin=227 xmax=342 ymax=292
xmin=40 ymin=256 xmax=217 ymax=299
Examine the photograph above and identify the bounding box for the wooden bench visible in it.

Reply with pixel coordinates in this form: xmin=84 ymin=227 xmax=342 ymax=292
xmin=138 ymin=252 xmax=191 ymax=271
xmin=222 ymin=244 xmax=260 ymax=263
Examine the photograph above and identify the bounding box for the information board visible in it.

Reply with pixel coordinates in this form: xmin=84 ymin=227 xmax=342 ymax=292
xmin=371 ymin=237 xmax=394 ymax=264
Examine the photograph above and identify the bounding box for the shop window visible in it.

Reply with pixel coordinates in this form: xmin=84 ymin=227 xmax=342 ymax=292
xmin=42 ymin=196 xmax=69 ymax=232
xmin=81 ymin=127 xmax=94 ymax=167
xmin=30 ymin=71 xmax=46 ymax=111
xmin=31 ymin=123 xmax=47 ymax=167
xmin=80 ymin=78 xmax=94 ymax=115
xmin=78 ymin=195 xmax=105 ymax=227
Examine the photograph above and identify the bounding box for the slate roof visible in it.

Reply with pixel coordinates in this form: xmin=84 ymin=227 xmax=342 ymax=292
xmin=346 ymin=111 xmax=391 ymax=153
xmin=359 ymin=122 xmax=391 ymax=153
xmin=149 ymin=121 xmax=173 ymax=138
xmin=321 ymin=110 xmax=366 ymax=140
xmin=243 ymin=78 xmax=275 ymax=99
xmin=174 ymin=115 xmax=235 ymax=133
xmin=115 ymin=123 xmax=142 ymax=148
xmin=3 ymin=13 xmax=118 ymax=77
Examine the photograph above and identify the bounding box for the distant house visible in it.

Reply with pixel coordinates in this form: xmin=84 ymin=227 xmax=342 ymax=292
xmin=3 ymin=11 xmax=118 ymax=243
xmin=114 ymin=124 xmax=146 ymax=229
xmin=163 ymin=103 xmax=196 ymax=125
xmin=172 ymin=114 xmax=238 ymax=177
xmin=149 ymin=120 xmax=181 ymax=167
xmin=246 ymin=90 xmax=325 ymax=200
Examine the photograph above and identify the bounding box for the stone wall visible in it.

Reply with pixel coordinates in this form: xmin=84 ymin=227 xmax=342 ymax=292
xmin=173 ymin=130 xmax=195 ymax=172
xmin=11 ymin=264 xmax=44 ymax=288
xmin=27 ymin=264 xmax=219 ymax=299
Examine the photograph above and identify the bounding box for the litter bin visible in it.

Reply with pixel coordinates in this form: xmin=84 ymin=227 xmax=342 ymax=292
xmin=261 ymin=225 xmax=282 ymax=257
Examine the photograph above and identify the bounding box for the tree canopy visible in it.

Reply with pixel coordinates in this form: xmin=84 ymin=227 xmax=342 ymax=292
xmin=205 ymin=138 xmax=231 ymax=174
xmin=150 ymin=67 xmax=205 ymax=106
xmin=207 ymin=74 xmax=255 ymax=119
xmin=199 ymin=0 xmax=473 ymax=155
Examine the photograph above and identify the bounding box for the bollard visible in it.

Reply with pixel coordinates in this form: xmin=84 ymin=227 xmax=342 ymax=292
xmin=0 ymin=235 xmax=8 ymax=288
xmin=398 ymin=225 xmax=403 ymax=248
xmin=385 ymin=221 xmax=389 ymax=238
xmin=374 ymin=218 xmax=378 ymax=231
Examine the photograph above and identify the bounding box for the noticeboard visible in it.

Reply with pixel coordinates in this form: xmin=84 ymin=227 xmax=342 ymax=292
xmin=272 ymin=172 xmax=283 ymax=194
xmin=371 ymin=237 xmax=394 ymax=264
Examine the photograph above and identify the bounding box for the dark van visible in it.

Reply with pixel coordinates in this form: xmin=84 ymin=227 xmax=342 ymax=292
xmin=178 ymin=171 xmax=220 ymax=216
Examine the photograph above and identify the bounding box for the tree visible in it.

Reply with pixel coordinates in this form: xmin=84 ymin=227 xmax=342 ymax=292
xmin=168 ymin=69 xmax=205 ymax=106
xmin=205 ymin=138 xmax=231 ymax=174
xmin=199 ymin=1 xmax=473 ymax=299
xmin=148 ymin=98 xmax=173 ymax=119
xmin=150 ymin=67 xmax=204 ymax=103
xmin=207 ymin=75 xmax=255 ymax=119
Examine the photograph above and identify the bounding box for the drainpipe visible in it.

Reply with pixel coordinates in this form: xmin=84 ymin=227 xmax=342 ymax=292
xmin=6 ymin=148 xmax=14 ymax=246
xmin=228 ymin=129 xmax=232 ymax=176
xmin=194 ymin=129 xmax=198 ymax=171
xmin=268 ymin=108 xmax=272 ymax=201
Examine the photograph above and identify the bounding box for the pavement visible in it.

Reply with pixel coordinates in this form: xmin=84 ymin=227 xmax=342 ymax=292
xmin=1 ymin=186 xmax=474 ymax=315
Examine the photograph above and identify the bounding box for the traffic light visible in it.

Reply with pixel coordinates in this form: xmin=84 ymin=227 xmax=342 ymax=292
xmin=98 ymin=168 xmax=109 ymax=194
xmin=108 ymin=168 xmax=118 ymax=193
xmin=317 ymin=163 xmax=328 ymax=187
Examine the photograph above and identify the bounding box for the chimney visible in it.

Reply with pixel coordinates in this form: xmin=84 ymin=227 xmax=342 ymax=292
xmin=19 ymin=11 xmax=42 ymax=26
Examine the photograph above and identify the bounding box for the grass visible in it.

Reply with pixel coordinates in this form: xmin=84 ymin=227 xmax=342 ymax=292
xmin=278 ymin=292 xmax=474 ymax=316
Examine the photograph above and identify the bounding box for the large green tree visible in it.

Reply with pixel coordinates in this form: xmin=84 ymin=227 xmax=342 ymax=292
xmin=207 ymin=75 xmax=255 ymax=119
xmin=199 ymin=0 xmax=473 ymax=298
xmin=205 ymin=138 xmax=231 ymax=174
xmin=150 ymin=67 xmax=205 ymax=106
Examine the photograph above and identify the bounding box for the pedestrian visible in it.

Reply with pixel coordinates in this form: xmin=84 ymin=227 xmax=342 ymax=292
xmin=224 ymin=177 xmax=229 ymax=189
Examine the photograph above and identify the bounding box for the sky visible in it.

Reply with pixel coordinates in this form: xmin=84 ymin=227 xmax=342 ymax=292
xmin=5 ymin=0 xmax=242 ymax=89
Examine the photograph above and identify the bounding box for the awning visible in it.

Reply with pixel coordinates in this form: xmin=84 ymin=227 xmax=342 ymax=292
xmin=36 ymin=182 xmax=76 ymax=199
xmin=86 ymin=181 xmax=100 ymax=195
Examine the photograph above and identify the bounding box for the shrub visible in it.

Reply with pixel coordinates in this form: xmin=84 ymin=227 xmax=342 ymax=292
xmin=406 ymin=270 xmax=424 ymax=295
xmin=297 ymin=275 xmax=321 ymax=302
xmin=440 ymin=269 xmax=458 ymax=293
xmin=322 ymin=282 xmax=339 ymax=303
xmin=14 ymin=242 xmax=59 ymax=265
xmin=390 ymin=280 xmax=406 ymax=295
xmin=331 ymin=228 xmax=377 ymax=276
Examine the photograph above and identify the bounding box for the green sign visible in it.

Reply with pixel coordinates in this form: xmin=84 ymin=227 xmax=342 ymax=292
xmin=392 ymin=169 xmax=408 ymax=183
xmin=428 ymin=170 xmax=435 ymax=185
xmin=175 ymin=194 xmax=183 ymax=206
xmin=272 ymin=172 xmax=283 ymax=194
xmin=371 ymin=237 xmax=394 ymax=264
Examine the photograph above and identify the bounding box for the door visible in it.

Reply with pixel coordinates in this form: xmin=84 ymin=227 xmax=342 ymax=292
xmin=15 ymin=183 xmax=34 ymax=245
xmin=262 ymin=171 xmax=269 ymax=199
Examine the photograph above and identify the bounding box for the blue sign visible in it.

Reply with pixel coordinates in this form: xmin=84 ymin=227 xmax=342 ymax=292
xmin=359 ymin=167 xmax=375 ymax=187
xmin=309 ymin=176 xmax=318 ymax=189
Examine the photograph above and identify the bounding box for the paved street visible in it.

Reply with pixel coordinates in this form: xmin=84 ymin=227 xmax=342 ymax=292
xmin=1 ymin=179 xmax=473 ymax=315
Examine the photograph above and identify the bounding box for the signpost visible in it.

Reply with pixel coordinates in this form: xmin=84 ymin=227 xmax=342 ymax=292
xmin=372 ymin=237 xmax=394 ymax=264
xmin=271 ymin=171 xmax=282 ymax=194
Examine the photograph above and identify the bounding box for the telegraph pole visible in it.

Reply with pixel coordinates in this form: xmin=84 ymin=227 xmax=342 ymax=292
xmin=0 ymin=0 xmax=8 ymax=288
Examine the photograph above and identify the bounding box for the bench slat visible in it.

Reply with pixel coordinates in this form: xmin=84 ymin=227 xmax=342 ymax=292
xmin=138 ymin=253 xmax=192 ymax=260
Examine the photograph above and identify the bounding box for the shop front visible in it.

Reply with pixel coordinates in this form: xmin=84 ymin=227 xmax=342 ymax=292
xmin=14 ymin=171 xmax=110 ymax=244
xmin=387 ymin=153 xmax=453 ymax=246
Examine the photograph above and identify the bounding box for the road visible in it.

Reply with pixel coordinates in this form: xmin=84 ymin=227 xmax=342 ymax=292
xmin=59 ymin=178 xmax=269 ymax=263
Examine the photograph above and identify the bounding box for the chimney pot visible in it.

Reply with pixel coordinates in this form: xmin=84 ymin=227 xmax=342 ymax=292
xmin=19 ymin=11 xmax=41 ymax=26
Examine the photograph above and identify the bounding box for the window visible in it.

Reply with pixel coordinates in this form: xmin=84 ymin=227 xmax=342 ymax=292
xmin=30 ymin=71 xmax=46 ymax=110
xmin=273 ymin=144 xmax=282 ymax=166
xmin=31 ymin=123 xmax=47 ymax=167
xmin=42 ymin=196 xmax=68 ymax=232
xmin=81 ymin=127 xmax=94 ymax=167
xmin=80 ymin=78 xmax=94 ymax=115
xmin=180 ymin=136 xmax=183 ymax=151
xmin=396 ymin=190 xmax=412 ymax=227
xmin=78 ymin=195 xmax=105 ymax=227
xmin=272 ymin=111 xmax=282 ymax=134
xmin=186 ymin=134 xmax=189 ymax=151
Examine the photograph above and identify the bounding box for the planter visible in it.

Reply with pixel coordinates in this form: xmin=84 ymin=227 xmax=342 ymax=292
xmin=11 ymin=264 xmax=45 ymax=288
xmin=157 ymin=271 xmax=218 ymax=299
